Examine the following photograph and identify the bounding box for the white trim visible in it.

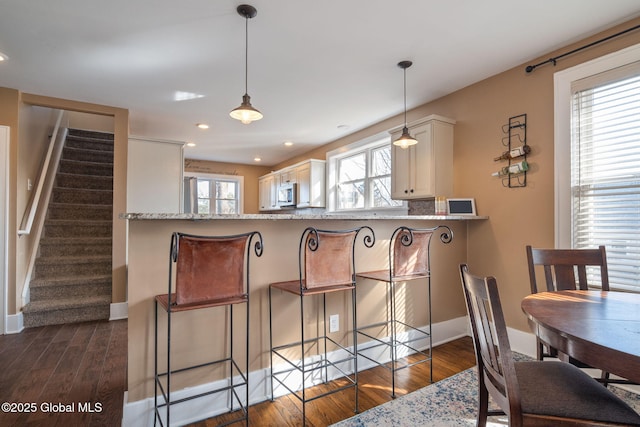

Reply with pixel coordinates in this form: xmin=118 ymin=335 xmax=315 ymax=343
xmin=0 ymin=126 xmax=8 ymax=335
xmin=326 ymin=133 xmax=407 ymax=214
xmin=5 ymin=312 xmax=24 ymax=334
xmin=183 ymin=172 xmax=245 ymax=215
xmin=554 ymin=42 xmax=640 ymax=248
xmin=122 ymin=316 xmax=470 ymax=427
xmin=109 ymin=302 xmax=128 ymax=321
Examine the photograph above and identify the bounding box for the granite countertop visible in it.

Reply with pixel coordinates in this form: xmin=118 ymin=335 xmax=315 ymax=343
xmin=120 ymin=212 xmax=488 ymax=221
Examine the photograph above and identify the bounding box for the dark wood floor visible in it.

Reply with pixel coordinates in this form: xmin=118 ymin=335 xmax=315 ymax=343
xmin=191 ymin=336 xmax=477 ymax=427
xmin=0 ymin=320 xmax=475 ymax=427
xmin=0 ymin=320 xmax=127 ymax=427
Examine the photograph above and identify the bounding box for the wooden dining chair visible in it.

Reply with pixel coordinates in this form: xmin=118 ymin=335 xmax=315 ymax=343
xmin=525 ymin=245 xmax=609 ymax=294
xmin=524 ymin=245 xmax=633 ymax=385
xmin=459 ymin=264 xmax=640 ymax=427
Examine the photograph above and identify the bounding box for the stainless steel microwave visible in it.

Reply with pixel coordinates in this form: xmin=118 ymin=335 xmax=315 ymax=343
xmin=278 ymin=183 xmax=297 ymax=208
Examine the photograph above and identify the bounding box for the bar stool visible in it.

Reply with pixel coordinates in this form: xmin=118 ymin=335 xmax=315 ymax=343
xmin=355 ymin=225 xmax=452 ymax=397
xmin=268 ymin=226 xmax=374 ymax=424
xmin=154 ymin=231 xmax=263 ymax=426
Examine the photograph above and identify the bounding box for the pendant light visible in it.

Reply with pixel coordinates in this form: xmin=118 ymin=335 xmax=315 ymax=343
xmin=230 ymin=4 xmax=263 ymax=124
xmin=393 ymin=60 xmax=417 ymax=149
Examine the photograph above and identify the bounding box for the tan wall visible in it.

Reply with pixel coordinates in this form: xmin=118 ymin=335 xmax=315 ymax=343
xmin=184 ymin=159 xmax=271 ymax=214
xmin=275 ymin=17 xmax=640 ymax=332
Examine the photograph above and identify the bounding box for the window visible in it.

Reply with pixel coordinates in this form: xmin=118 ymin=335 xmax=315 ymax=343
xmin=328 ymin=136 xmax=404 ymax=212
xmin=184 ymin=173 xmax=243 ymax=214
xmin=555 ymin=44 xmax=640 ymax=292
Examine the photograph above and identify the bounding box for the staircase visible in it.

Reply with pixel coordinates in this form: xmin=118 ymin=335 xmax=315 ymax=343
xmin=23 ymin=129 xmax=114 ymax=328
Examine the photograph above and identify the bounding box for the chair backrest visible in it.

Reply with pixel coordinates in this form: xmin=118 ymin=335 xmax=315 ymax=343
xmin=526 ymin=245 xmax=609 ymax=293
xmin=459 ymin=264 xmax=522 ymax=421
xmin=389 ymin=225 xmax=453 ymax=277
xmin=171 ymin=231 xmax=262 ymax=305
xmin=302 ymin=227 xmax=374 ymax=289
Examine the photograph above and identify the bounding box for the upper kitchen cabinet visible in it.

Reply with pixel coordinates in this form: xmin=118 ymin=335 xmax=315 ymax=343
xmin=390 ymin=115 xmax=455 ymax=200
xmin=295 ymin=159 xmax=326 ymax=208
xmin=258 ymin=159 xmax=326 ymax=210
xmin=258 ymin=172 xmax=279 ymax=211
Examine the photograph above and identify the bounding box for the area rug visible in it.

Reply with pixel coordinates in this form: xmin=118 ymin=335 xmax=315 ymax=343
xmin=331 ymin=363 xmax=640 ymax=427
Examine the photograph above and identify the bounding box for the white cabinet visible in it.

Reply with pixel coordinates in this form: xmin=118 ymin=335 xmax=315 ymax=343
xmin=390 ymin=115 xmax=455 ymax=200
xmin=258 ymin=159 xmax=326 ymax=210
xmin=295 ymin=159 xmax=325 ymax=208
xmin=279 ymin=169 xmax=297 ymax=185
xmin=258 ymin=173 xmax=279 ymax=211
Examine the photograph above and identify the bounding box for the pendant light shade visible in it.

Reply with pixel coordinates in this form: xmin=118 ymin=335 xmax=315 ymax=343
xmin=393 ymin=60 xmax=417 ymax=148
xmin=230 ymin=4 xmax=263 ymax=124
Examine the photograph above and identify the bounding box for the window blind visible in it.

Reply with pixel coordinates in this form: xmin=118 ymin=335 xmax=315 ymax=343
xmin=571 ymin=69 xmax=640 ymax=292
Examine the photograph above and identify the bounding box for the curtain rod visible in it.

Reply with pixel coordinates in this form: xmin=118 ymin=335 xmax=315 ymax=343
xmin=525 ymin=23 xmax=640 ymax=73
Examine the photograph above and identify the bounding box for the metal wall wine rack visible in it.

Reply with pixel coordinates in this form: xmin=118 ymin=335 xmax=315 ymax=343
xmin=496 ymin=113 xmax=528 ymax=188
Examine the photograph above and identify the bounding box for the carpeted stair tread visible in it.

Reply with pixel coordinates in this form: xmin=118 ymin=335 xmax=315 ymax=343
xmin=23 ymin=295 xmax=111 ymax=312
xmin=62 ymin=146 xmax=114 ymax=163
xmin=55 ymin=173 xmax=113 ymax=190
xmin=46 ymin=203 xmax=112 ymax=221
xmin=35 ymin=254 xmax=111 ymax=265
xmin=39 ymin=236 xmax=112 ymax=246
xmin=30 ymin=273 xmax=112 ymax=288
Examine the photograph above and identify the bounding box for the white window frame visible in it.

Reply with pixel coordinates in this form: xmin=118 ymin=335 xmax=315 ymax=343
xmin=184 ymin=172 xmax=244 ymax=214
xmin=326 ymin=133 xmax=407 ymax=214
xmin=555 ymin=43 xmax=640 ymax=248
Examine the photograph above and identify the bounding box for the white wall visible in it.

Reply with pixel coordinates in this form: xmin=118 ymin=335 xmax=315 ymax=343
xmin=127 ymin=137 xmax=184 ymax=213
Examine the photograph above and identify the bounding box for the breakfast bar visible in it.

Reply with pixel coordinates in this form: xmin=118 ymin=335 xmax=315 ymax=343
xmin=121 ymin=212 xmax=486 ymax=423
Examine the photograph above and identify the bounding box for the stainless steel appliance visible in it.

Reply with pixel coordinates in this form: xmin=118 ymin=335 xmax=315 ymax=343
xmin=278 ymin=183 xmax=297 ymax=208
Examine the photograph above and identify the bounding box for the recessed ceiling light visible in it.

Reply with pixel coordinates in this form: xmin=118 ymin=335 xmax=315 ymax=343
xmin=196 ymin=123 xmax=209 ymax=129
xmin=185 ymin=142 xmax=196 ymax=147
xmin=0 ymin=52 xmax=8 ymax=61
xmin=283 ymin=141 xmax=294 ymax=147
xmin=254 ymin=156 xmax=262 ymax=162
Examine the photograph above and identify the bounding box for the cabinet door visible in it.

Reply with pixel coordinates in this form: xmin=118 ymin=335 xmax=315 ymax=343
xmin=280 ymin=169 xmax=296 ymax=185
xmin=258 ymin=176 xmax=271 ymax=211
xmin=410 ymin=123 xmax=435 ymax=198
xmin=296 ymin=164 xmax=311 ymax=207
xmin=391 ymin=142 xmax=412 ymax=199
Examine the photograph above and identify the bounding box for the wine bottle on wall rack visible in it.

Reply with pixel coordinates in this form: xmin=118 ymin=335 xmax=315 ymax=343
xmin=492 ymin=160 xmax=529 ymax=177
xmin=493 ymin=145 xmax=531 ymax=161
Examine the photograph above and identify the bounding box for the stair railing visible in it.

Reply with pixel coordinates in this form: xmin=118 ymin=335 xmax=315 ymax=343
xmin=19 ymin=110 xmax=67 ymax=306
xmin=18 ymin=109 xmax=66 ymax=236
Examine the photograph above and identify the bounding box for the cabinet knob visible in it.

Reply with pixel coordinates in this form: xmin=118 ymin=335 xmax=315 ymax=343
xmin=404 ymin=190 xmax=409 ymax=194
xmin=410 ymin=189 xmax=414 ymax=193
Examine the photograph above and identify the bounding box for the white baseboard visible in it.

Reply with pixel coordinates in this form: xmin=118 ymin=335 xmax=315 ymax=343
xmin=122 ymin=316 xmax=472 ymax=427
xmin=5 ymin=312 xmax=23 ymax=334
xmin=110 ymin=302 xmax=128 ymax=321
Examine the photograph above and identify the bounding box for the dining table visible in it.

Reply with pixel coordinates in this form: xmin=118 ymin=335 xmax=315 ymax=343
xmin=521 ymin=289 xmax=640 ymax=384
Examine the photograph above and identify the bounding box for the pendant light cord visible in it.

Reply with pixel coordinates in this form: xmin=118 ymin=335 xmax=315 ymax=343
xmin=403 ymin=66 xmax=408 ymax=126
xmin=244 ymin=15 xmax=249 ymax=95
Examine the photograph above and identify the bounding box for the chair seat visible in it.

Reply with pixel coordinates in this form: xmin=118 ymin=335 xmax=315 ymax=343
xmin=270 ymin=279 xmax=355 ymax=296
xmin=515 ymin=361 xmax=640 ymax=425
xmin=155 ymin=293 xmax=248 ymax=312
xmin=356 ymin=269 xmax=429 ymax=282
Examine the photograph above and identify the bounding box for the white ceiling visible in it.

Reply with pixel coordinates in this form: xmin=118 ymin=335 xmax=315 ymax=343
xmin=1 ymin=1 xmax=640 ymax=166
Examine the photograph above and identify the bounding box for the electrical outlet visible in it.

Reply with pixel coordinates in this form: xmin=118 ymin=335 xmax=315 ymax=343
xmin=27 ymin=178 xmax=33 ymax=191
xmin=329 ymin=314 xmax=339 ymax=333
